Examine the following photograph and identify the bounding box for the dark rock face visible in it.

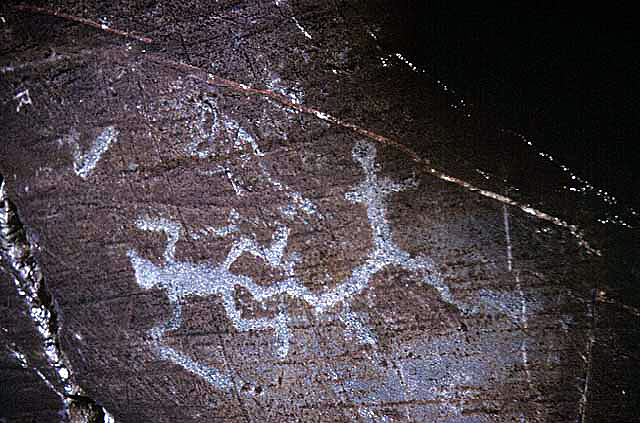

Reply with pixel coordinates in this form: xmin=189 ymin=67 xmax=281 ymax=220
xmin=1 ymin=2 xmax=639 ymax=422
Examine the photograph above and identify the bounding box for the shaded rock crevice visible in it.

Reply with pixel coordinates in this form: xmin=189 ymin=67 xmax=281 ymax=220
xmin=0 ymin=173 xmax=113 ymax=423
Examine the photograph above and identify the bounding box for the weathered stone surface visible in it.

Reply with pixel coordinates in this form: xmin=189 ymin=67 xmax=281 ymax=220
xmin=1 ymin=1 xmax=639 ymax=422
xmin=0 ymin=269 xmax=65 ymax=423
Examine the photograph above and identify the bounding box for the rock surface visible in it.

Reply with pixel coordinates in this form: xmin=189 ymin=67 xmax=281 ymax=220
xmin=1 ymin=1 xmax=639 ymax=422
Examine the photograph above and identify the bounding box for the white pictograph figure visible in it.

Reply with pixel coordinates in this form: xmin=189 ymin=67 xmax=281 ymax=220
xmin=127 ymin=216 xmax=300 ymax=389
xmin=58 ymin=126 xmax=119 ymax=179
xmin=14 ymin=89 xmax=32 ymax=112
xmin=186 ymin=96 xmax=264 ymax=160
xmin=128 ymin=140 xmax=456 ymax=390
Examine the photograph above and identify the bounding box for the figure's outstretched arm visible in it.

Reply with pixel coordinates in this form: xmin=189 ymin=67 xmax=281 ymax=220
xmin=134 ymin=217 xmax=182 ymax=263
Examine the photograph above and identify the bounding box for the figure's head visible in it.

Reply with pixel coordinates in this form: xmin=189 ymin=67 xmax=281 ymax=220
xmin=127 ymin=249 xmax=159 ymax=290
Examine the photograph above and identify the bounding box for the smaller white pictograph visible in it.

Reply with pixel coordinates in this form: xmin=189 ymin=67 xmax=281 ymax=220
xmin=58 ymin=126 xmax=119 ymax=179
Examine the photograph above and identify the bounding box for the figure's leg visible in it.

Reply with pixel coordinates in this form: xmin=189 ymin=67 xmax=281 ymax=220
xmin=166 ymin=300 xmax=182 ymax=332
xmin=148 ymin=300 xmax=182 ymax=341
xmin=148 ymin=300 xmax=232 ymax=390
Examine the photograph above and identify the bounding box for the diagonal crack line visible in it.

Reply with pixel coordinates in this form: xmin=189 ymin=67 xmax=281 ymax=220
xmin=0 ymin=174 xmax=114 ymax=423
xmin=5 ymin=5 xmax=604 ymax=256
xmin=9 ymin=5 xmax=604 ymax=254
xmin=150 ymin=56 xmax=602 ymax=257
xmin=12 ymin=4 xmax=152 ymax=43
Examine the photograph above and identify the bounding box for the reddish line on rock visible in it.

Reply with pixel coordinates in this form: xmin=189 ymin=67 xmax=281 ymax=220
xmin=4 ymin=6 xmax=600 ymax=255
xmin=152 ymin=59 xmax=599 ymax=255
xmin=13 ymin=4 xmax=153 ymax=44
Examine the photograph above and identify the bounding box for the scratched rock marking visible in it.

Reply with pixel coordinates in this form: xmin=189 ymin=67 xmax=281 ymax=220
xmin=182 ymin=95 xmax=318 ymax=223
xmin=14 ymin=89 xmax=32 ymax=112
xmin=185 ymin=95 xmax=264 ymax=160
xmin=58 ymin=126 xmax=119 ymax=179
xmin=128 ymin=132 xmax=456 ymax=390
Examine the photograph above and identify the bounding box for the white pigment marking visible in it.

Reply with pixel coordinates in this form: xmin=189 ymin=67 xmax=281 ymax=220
xmin=61 ymin=126 xmax=119 ymax=179
xmin=263 ymin=84 xmax=599 ymax=255
xmin=128 ymin=141 xmax=453 ymax=390
xmin=0 ymin=54 xmax=70 ymax=74
xmin=267 ymin=77 xmax=303 ymax=105
xmin=189 ymin=96 xmax=317 ymax=215
xmin=339 ymin=305 xmax=376 ymax=345
xmin=14 ymin=89 xmax=32 ymax=112
xmin=222 ymin=118 xmax=264 ymax=157
xmin=187 ymin=97 xmax=315 ymax=205
xmin=185 ymin=96 xmax=263 ymax=159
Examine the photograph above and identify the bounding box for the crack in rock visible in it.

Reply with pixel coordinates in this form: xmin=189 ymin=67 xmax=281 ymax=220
xmin=0 ymin=174 xmax=114 ymax=423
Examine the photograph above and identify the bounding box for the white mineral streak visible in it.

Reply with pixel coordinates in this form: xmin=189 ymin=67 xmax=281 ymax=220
xmin=0 ymin=180 xmax=71 ymax=396
xmin=292 ymin=16 xmax=312 ymax=39
xmin=1 ymin=179 xmax=117 ymax=421
xmin=433 ymin=169 xmax=601 ymax=256
xmin=8 ymin=346 xmax=65 ymax=402
xmin=103 ymin=409 xmax=116 ymax=423
xmin=503 ymin=204 xmax=514 ymax=273
xmin=501 ymin=128 xmax=638 ymax=228
xmin=61 ymin=126 xmax=119 ymax=179
xmin=371 ymin=36 xmax=632 ymax=233
xmin=503 ymin=204 xmax=532 ymax=394
xmin=128 ymin=141 xmax=452 ymax=390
